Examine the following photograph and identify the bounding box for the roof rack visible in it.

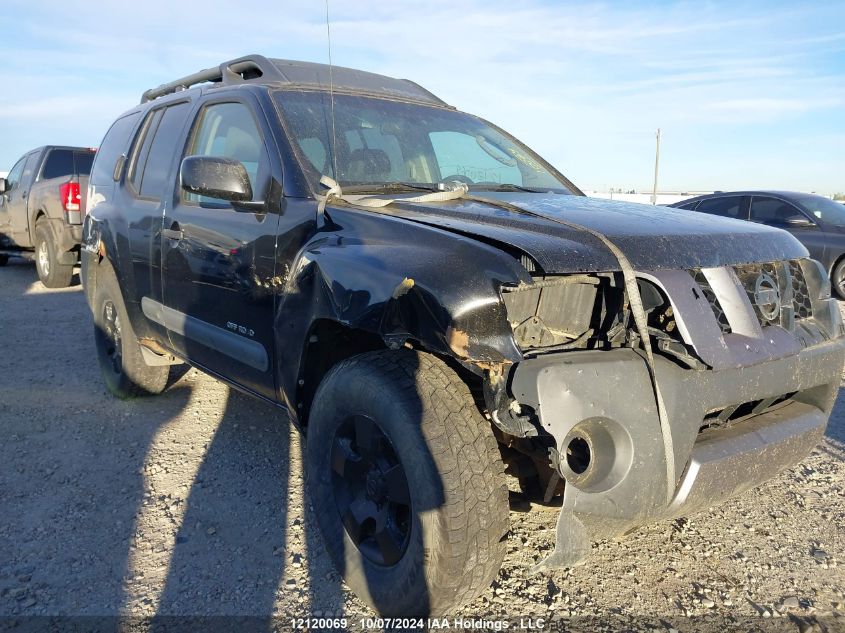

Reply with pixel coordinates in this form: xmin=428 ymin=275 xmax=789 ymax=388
xmin=141 ymin=54 xmax=450 ymax=107
xmin=141 ymin=54 xmax=284 ymax=103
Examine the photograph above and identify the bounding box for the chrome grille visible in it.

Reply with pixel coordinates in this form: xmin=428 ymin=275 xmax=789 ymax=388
xmin=789 ymin=261 xmax=812 ymax=319
xmin=692 ymin=270 xmax=731 ymax=333
xmin=692 ymin=260 xmax=813 ymax=334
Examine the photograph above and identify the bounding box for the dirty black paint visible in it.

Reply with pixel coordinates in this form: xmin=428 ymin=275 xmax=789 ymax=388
xmin=345 ymin=193 xmax=808 ymax=273
xmin=84 ymin=72 xmax=810 ymax=416
xmin=79 ymin=58 xmax=845 ymax=584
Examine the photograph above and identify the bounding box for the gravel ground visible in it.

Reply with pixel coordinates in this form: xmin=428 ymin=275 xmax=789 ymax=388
xmin=1 ymin=257 xmax=844 ymax=631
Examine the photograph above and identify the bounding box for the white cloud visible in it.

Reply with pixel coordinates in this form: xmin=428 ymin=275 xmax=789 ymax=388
xmin=1 ymin=0 xmax=843 ymax=192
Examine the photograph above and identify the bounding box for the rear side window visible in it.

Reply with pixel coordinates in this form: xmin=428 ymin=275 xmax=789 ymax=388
xmin=129 ymin=109 xmax=164 ymax=193
xmin=42 ymin=150 xmax=95 ymax=179
xmin=696 ymin=196 xmax=744 ymax=219
xmin=138 ymin=103 xmax=190 ymax=199
xmin=128 ymin=102 xmax=190 ymax=200
xmin=678 ymin=200 xmax=699 ymax=210
xmin=91 ymin=112 xmax=142 ymax=186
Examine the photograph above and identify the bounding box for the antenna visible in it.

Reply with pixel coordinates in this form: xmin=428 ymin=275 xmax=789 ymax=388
xmin=325 ymin=0 xmax=339 ymax=180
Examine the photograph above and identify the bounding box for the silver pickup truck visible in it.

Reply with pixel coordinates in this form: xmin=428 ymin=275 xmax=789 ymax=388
xmin=0 ymin=145 xmax=94 ymax=287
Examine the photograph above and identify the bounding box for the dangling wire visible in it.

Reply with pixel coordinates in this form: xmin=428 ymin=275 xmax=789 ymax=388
xmin=325 ymin=0 xmax=339 ymax=181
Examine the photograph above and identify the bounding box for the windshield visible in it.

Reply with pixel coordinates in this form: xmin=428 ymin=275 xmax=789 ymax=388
xmin=796 ymin=194 xmax=845 ymax=226
xmin=273 ymin=91 xmax=573 ymax=194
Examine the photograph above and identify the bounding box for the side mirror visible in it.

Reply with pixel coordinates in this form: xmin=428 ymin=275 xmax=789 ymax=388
xmin=0 ymin=178 xmax=7 ymax=194
xmin=785 ymin=215 xmax=815 ymax=227
xmin=180 ymin=155 xmax=253 ymax=203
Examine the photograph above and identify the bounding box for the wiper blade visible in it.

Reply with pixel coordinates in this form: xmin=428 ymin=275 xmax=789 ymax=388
xmin=470 ymin=183 xmax=546 ymax=193
xmin=341 ymin=182 xmax=439 ymax=194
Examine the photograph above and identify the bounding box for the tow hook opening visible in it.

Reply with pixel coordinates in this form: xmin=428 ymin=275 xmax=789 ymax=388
xmin=559 ymin=417 xmax=634 ymax=493
xmin=566 ymin=437 xmax=591 ymax=474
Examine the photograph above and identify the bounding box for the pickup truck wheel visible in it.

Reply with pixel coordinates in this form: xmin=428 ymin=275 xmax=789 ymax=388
xmin=34 ymin=224 xmax=73 ymax=288
xmin=92 ymin=263 xmax=168 ymax=398
xmin=306 ymin=350 xmax=509 ymax=616
xmin=0 ymin=254 xmax=8 ymax=266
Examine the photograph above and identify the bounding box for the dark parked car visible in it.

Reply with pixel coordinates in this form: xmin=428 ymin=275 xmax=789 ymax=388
xmin=80 ymin=55 xmax=845 ymax=616
xmin=670 ymin=191 xmax=845 ymax=298
xmin=0 ymin=146 xmax=95 ymax=287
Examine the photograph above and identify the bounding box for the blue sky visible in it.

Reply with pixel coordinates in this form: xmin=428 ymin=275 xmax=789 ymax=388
xmin=1 ymin=0 xmax=843 ymax=194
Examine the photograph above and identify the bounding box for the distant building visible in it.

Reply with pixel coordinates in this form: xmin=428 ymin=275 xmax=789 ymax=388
xmin=585 ymin=191 xmax=709 ymax=206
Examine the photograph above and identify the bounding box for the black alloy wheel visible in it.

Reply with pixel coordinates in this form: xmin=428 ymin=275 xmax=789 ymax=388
xmin=330 ymin=414 xmax=412 ymax=566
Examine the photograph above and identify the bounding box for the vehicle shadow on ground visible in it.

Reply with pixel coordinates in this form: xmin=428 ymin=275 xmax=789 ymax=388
xmin=148 ymin=385 xmax=363 ymax=626
xmin=0 ymin=260 xmax=321 ymax=624
xmin=819 ymin=388 xmax=845 ymax=462
xmin=0 ymin=259 xmax=448 ymax=626
xmin=150 ymin=348 xmax=445 ymax=627
xmin=150 ymin=387 xmax=297 ymax=619
xmin=0 ymin=260 xmax=192 ymax=615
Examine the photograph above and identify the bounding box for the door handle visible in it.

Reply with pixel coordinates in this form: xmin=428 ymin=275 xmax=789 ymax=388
xmin=162 ymin=222 xmax=183 ymax=241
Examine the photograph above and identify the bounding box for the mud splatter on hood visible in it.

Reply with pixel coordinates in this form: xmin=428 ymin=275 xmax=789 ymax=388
xmin=360 ymin=192 xmax=808 ymax=273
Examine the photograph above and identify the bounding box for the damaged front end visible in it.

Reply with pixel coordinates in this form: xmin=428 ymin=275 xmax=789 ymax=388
xmin=485 ymin=257 xmax=845 ymax=571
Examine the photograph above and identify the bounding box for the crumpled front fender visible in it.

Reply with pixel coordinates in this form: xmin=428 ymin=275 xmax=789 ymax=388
xmin=275 ymin=207 xmax=532 ymax=406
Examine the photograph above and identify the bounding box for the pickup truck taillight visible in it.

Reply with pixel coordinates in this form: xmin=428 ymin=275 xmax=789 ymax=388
xmin=60 ymin=182 xmax=81 ymax=213
xmin=60 ymin=182 xmax=82 ymax=224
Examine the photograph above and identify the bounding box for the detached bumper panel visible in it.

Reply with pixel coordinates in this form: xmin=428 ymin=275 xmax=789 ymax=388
xmin=667 ymin=401 xmax=825 ymax=517
xmin=512 ymin=338 xmax=844 ymax=569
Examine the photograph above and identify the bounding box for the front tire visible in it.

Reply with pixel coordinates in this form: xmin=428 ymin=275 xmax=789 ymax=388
xmin=306 ymin=350 xmax=509 ymax=616
xmin=92 ymin=261 xmax=168 ymax=398
xmin=34 ymin=223 xmax=73 ymax=288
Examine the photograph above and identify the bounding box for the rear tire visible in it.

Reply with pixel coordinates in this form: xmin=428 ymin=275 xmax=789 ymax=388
xmin=832 ymin=258 xmax=845 ymax=300
xmin=92 ymin=261 xmax=168 ymax=398
xmin=34 ymin=223 xmax=73 ymax=288
xmin=306 ymin=350 xmax=509 ymax=616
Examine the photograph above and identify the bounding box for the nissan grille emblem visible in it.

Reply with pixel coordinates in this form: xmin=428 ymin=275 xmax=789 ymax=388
xmin=754 ymin=273 xmax=781 ymax=321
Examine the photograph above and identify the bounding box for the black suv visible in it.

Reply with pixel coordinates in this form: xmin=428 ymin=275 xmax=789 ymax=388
xmin=670 ymin=191 xmax=845 ymax=298
xmin=82 ymin=55 xmax=845 ymax=616
xmin=0 ymin=146 xmax=95 ymax=286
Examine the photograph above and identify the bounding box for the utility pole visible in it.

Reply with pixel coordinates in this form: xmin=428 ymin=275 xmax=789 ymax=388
xmin=651 ymin=128 xmax=661 ymax=205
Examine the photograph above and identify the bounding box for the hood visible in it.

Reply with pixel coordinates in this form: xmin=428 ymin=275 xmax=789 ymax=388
xmin=355 ymin=193 xmax=808 ymax=273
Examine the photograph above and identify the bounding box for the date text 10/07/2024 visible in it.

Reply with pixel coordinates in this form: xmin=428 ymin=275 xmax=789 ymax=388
xmin=289 ymin=617 xmax=547 ymax=630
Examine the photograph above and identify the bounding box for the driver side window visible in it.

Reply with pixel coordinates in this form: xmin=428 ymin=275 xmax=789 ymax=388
xmin=5 ymin=157 xmax=26 ymax=191
xmin=185 ymin=102 xmax=268 ymax=204
xmin=429 ymin=131 xmax=521 ymax=185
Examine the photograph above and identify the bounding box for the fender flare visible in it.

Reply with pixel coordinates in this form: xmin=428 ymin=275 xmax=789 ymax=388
xmin=33 ymin=216 xmax=76 ymax=265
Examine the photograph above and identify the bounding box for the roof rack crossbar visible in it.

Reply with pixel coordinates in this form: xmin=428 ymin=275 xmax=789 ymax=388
xmin=140 ymin=54 xmax=284 ymax=103
xmin=139 ymin=54 xmax=450 ymax=107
